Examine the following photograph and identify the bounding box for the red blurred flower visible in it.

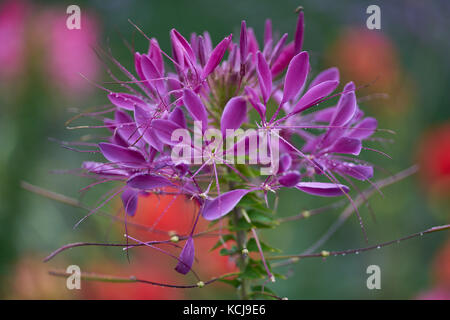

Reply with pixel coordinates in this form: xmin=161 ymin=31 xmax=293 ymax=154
xmin=126 ymin=191 xmax=237 ymax=279
xmin=417 ymin=123 xmax=450 ymax=196
xmin=433 ymin=238 xmax=450 ymax=289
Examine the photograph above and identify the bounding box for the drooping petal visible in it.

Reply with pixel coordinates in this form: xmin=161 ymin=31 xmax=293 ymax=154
xmin=256 ymin=51 xmax=272 ymax=104
xmin=121 ymin=188 xmax=139 ymax=216
xmin=309 ymin=67 xmax=340 ymax=89
xmin=174 ymin=237 xmax=195 ymax=275
xmin=99 ymin=143 xmax=146 ymax=168
xmin=279 ymin=171 xmax=301 ymax=187
xmin=328 ymin=137 xmax=362 ymax=155
xmin=221 ymin=97 xmax=247 ymax=134
xmin=182 ymin=88 xmax=208 ymax=130
xmin=292 ymin=80 xmax=339 ymax=114
xmin=282 ymin=51 xmax=309 ymax=104
xmin=202 ymin=189 xmax=251 ymax=221
xmin=141 ymin=55 xmax=165 ymax=94
xmin=108 ymin=93 xmax=147 ymax=111
xmin=202 ymin=34 xmax=232 ymax=79
xmin=127 ymin=173 xmax=173 ymax=190
xmin=296 ymin=182 xmax=349 ymax=197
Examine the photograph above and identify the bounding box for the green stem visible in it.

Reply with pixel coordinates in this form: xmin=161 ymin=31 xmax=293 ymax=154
xmin=232 ymin=206 xmax=251 ymax=300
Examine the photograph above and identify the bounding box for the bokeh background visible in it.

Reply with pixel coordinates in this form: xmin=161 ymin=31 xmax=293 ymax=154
xmin=1 ymin=0 xmax=450 ymax=299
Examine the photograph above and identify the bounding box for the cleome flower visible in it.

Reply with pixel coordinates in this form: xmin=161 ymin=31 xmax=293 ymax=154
xmin=77 ymin=11 xmax=381 ymax=277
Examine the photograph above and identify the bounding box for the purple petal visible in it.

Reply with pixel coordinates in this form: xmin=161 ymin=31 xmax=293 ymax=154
xmin=309 ymin=67 xmax=340 ymax=89
xmin=221 ymin=96 xmax=247 ymax=135
xmin=331 ymin=91 xmax=357 ymax=127
xmin=292 ymin=80 xmax=339 ymax=114
xmin=175 ymin=237 xmax=195 ymax=275
xmin=279 ymin=171 xmax=301 ymax=187
xmin=170 ymin=29 xmax=196 ymax=63
xmin=313 ymin=107 xmax=337 ymax=123
xmin=278 ymin=154 xmax=292 ymax=173
xmin=121 ymin=188 xmax=139 ymax=216
xmin=328 ymin=137 xmax=362 ymax=155
xmin=99 ymin=143 xmax=146 ymax=168
xmin=202 ymin=34 xmax=232 ymax=79
xmin=296 ymin=182 xmax=349 ymax=197
xmin=282 ymin=51 xmax=309 ymax=104
xmin=182 ymin=89 xmax=208 ymax=129
xmin=294 ymin=11 xmax=304 ymax=54
xmin=127 ymin=173 xmax=173 ymax=190
xmin=148 ymin=39 xmax=164 ymax=75
xmin=245 ymin=87 xmax=266 ymax=121
xmin=348 ymin=117 xmax=378 ymax=139
xmin=152 ymin=119 xmax=183 ymax=145
xmin=169 ymin=106 xmax=187 ymax=129
xmin=141 ymin=55 xmax=165 ymax=93
xmin=256 ymin=51 xmax=272 ymax=104
xmin=134 ymin=105 xmax=164 ymax=152
xmin=82 ymin=161 xmax=127 ymax=176
xmin=271 ymin=42 xmax=294 ymax=77
xmin=108 ymin=93 xmax=147 ymax=111
xmin=336 ymin=164 xmax=373 ymax=181
xmin=202 ymin=189 xmax=251 ymax=221
xmin=240 ymin=21 xmax=248 ymax=62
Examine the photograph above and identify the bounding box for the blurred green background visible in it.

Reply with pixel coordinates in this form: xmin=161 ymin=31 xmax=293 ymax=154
xmin=1 ymin=0 xmax=450 ymax=299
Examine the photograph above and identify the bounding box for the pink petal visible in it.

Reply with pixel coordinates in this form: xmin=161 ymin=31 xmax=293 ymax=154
xmin=202 ymin=189 xmax=251 ymax=221
xmin=175 ymin=237 xmax=195 ymax=275
xmin=99 ymin=143 xmax=146 ymax=168
xmin=108 ymin=93 xmax=147 ymax=111
xmin=256 ymin=51 xmax=272 ymax=104
xmin=221 ymin=96 xmax=247 ymax=135
xmin=182 ymin=88 xmax=208 ymax=130
xmin=296 ymin=182 xmax=349 ymax=197
xmin=309 ymin=67 xmax=340 ymax=89
xmin=282 ymin=51 xmax=309 ymax=104
xmin=292 ymin=80 xmax=339 ymax=114
xmin=202 ymin=34 xmax=232 ymax=79
xmin=127 ymin=173 xmax=173 ymax=190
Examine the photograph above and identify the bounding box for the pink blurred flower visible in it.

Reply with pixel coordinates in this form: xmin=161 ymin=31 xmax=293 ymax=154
xmin=416 ymin=287 xmax=450 ymax=300
xmin=36 ymin=9 xmax=101 ymax=96
xmin=0 ymin=0 xmax=28 ymax=81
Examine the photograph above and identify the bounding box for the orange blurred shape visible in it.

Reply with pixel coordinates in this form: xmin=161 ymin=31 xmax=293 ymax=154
xmin=330 ymin=28 xmax=399 ymax=90
xmin=81 ymin=261 xmax=183 ymax=300
xmin=328 ymin=28 xmax=413 ymax=113
xmin=417 ymin=123 xmax=450 ymax=196
xmin=126 ymin=190 xmax=237 ymax=278
xmin=9 ymin=255 xmax=77 ymax=299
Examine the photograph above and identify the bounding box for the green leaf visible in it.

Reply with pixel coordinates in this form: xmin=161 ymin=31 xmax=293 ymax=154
xmin=246 ymin=238 xmax=281 ymax=253
xmin=210 ymin=234 xmax=235 ymax=251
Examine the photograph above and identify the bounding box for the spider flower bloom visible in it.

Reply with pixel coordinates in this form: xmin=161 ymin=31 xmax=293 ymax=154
xmin=78 ymin=12 xmax=380 ymax=276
